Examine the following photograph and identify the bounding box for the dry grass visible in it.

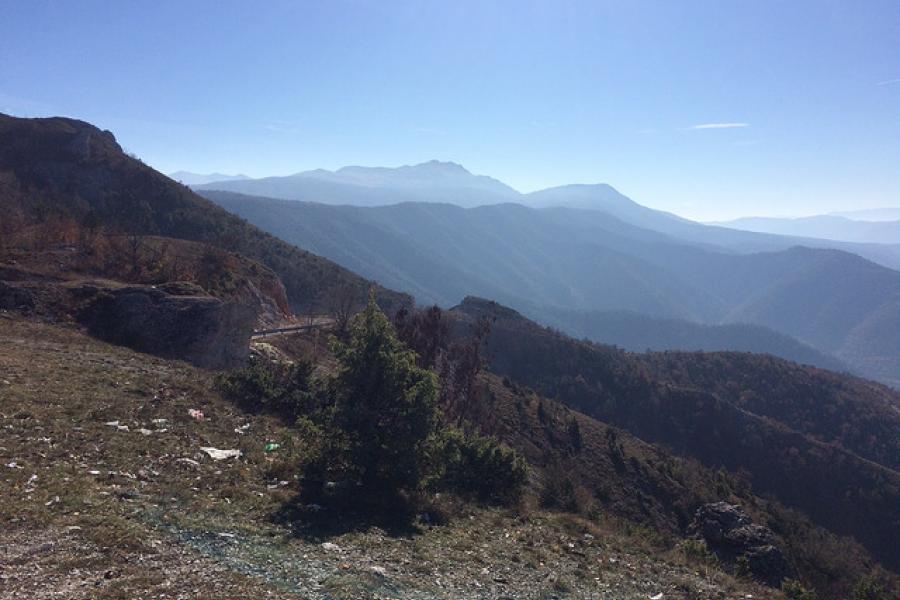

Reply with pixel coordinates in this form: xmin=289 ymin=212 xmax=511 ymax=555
xmin=0 ymin=314 xmax=780 ymax=599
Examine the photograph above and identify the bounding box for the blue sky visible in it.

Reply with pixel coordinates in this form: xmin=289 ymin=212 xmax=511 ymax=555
xmin=1 ymin=0 xmax=897 ymax=220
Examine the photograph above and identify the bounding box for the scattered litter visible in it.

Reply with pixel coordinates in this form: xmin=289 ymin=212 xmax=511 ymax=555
xmin=188 ymin=409 xmax=204 ymax=421
xmin=104 ymin=420 xmax=120 ymax=427
xmin=176 ymin=457 xmax=200 ymax=468
xmin=117 ymin=425 xmax=129 ymax=432
xmin=151 ymin=418 xmax=168 ymax=425
xmin=264 ymin=442 xmax=280 ymax=452
xmin=650 ymin=594 xmax=664 ymax=600
xmin=88 ymin=470 xmax=101 ymax=475
xmin=6 ymin=461 xmax=22 ymax=469
xmin=235 ymin=423 xmax=250 ymax=434
xmin=199 ymin=447 xmax=241 ymax=461
xmin=321 ymin=542 xmax=342 ymax=552
xmin=138 ymin=428 xmax=154 ymax=436
xmin=66 ymin=526 xmax=82 ymax=532
xmin=217 ymin=532 xmax=236 ymax=539
xmin=44 ymin=495 xmax=59 ymax=506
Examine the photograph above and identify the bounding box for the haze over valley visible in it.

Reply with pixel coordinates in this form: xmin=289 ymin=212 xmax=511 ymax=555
xmin=192 ymin=163 xmax=899 ymax=386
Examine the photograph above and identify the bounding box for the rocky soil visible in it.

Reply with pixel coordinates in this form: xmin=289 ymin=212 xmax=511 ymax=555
xmin=0 ymin=314 xmax=779 ymax=599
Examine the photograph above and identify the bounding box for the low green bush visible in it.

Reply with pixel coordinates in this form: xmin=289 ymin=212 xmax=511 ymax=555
xmin=437 ymin=428 xmax=528 ymax=505
xmin=782 ymin=579 xmax=817 ymax=600
xmin=218 ymin=356 xmax=319 ymax=422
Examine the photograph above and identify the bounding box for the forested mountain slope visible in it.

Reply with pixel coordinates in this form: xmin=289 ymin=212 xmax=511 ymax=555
xmin=447 ymin=297 xmax=900 ymax=570
xmin=204 ymin=191 xmax=900 ymax=385
xmin=0 ymin=114 xmax=409 ymax=315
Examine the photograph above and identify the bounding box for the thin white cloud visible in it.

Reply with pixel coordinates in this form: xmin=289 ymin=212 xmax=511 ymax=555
xmin=876 ymin=78 xmax=900 ymax=86
xmin=684 ymin=122 xmax=750 ymax=130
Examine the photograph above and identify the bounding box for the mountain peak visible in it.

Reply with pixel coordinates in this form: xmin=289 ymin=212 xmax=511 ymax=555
xmin=405 ymin=159 xmax=471 ymax=174
xmin=334 ymin=160 xmax=472 ymax=177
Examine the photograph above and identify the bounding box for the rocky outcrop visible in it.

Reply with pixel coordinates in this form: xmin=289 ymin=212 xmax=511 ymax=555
xmin=1 ymin=270 xmax=257 ymax=369
xmin=78 ymin=285 xmax=256 ymax=369
xmin=690 ymin=502 xmax=793 ymax=586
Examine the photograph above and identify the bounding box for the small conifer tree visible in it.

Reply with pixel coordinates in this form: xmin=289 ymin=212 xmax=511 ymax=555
xmin=329 ymin=292 xmax=440 ymax=504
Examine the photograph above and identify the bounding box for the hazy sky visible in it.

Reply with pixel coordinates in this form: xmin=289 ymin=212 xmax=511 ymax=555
xmin=2 ymin=0 xmax=897 ymax=221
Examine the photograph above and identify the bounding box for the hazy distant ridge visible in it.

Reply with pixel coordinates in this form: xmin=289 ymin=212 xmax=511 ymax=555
xmin=193 ymin=162 xmax=900 ymax=271
xmin=170 ymin=171 xmax=250 ymax=186
xmin=203 ymin=189 xmax=900 ymax=387
xmin=711 ymin=214 xmax=899 ymax=245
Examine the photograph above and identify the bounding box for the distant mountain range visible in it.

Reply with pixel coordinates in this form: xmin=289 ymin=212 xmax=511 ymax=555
xmin=202 ymin=189 xmax=900 ymax=387
xmin=830 ymin=207 xmax=900 ymax=222
xmin=192 ymin=160 xmax=518 ymax=207
xmin=166 ymin=161 xmax=899 ymax=386
xmin=192 ymin=162 xmax=900 ymax=272
xmin=170 ymin=171 xmax=250 ymax=186
xmin=711 ymin=214 xmax=899 ymax=245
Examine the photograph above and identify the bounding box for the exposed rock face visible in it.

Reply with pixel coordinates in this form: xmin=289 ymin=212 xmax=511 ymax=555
xmin=690 ymin=502 xmax=793 ymax=586
xmin=65 ymin=126 xmax=118 ymax=162
xmin=78 ymin=286 xmax=256 ymax=369
xmin=1 ymin=270 xmax=256 ymax=369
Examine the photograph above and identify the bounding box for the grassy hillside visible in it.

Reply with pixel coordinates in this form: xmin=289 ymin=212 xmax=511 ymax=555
xmin=1 ymin=315 xmax=793 ymax=600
